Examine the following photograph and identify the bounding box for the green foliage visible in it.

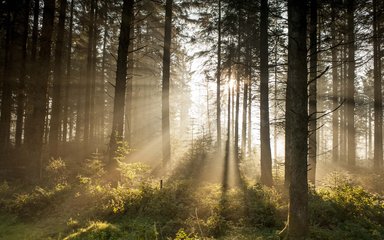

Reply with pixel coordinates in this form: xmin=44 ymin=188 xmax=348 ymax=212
xmin=309 ymin=175 xmax=384 ymax=239
xmin=7 ymin=183 xmax=70 ymax=218
xmin=45 ymin=158 xmax=69 ymax=184
xmin=244 ymin=184 xmax=283 ymax=228
xmin=64 ymin=221 xmax=126 ymax=240
xmin=173 ymin=228 xmax=200 ymax=240
xmin=117 ymin=162 xmax=151 ymax=187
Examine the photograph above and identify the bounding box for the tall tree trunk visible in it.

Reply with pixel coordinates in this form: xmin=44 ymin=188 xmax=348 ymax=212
xmin=90 ymin=1 xmax=98 ymax=142
xmin=308 ymin=0 xmax=317 ymax=184
xmin=216 ymin=0 xmax=222 ymax=152
xmin=281 ymin=0 xmax=308 ymax=238
xmin=125 ymin=25 xmax=134 ymax=144
xmin=99 ymin=11 xmax=108 ymax=146
xmin=234 ymin=43 xmax=240 ymax=168
xmin=15 ymin=0 xmax=30 ymax=148
xmin=340 ymin=35 xmax=347 ymax=162
xmin=346 ymin=0 xmax=356 ymax=166
xmin=162 ymin=0 xmax=173 ymax=166
xmin=84 ymin=0 xmax=95 ymax=150
xmin=331 ymin=0 xmax=339 ymax=163
xmin=49 ymin=0 xmax=67 ymax=157
xmin=223 ymin=62 xmax=232 ymax=190
xmin=241 ymin=40 xmax=250 ymax=153
xmin=109 ymin=0 xmax=134 ymax=163
xmin=0 ymin=1 xmax=15 ymax=155
xmin=259 ymin=0 xmax=273 ymax=186
xmin=247 ymin=75 xmax=252 ymax=155
xmin=62 ymin=0 xmax=75 ymax=143
xmin=373 ymin=0 xmax=382 ymax=170
xmin=24 ymin=0 xmax=55 ymax=178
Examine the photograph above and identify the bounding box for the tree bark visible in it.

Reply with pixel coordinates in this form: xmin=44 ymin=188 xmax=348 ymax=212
xmin=216 ymin=0 xmax=222 ymax=152
xmin=62 ymin=0 xmax=75 ymax=143
xmin=331 ymin=0 xmax=339 ymax=163
xmin=84 ymin=0 xmax=95 ymax=150
xmin=281 ymin=0 xmax=308 ymax=238
xmin=162 ymin=0 xmax=173 ymax=166
xmin=24 ymin=0 xmax=55 ymax=178
xmin=308 ymin=0 xmax=317 ymax=184
xmin=346 ymin=0 xmax=356 ymax=166
xmin=373 ymin=0 xmax=382 ymax=170
xmin=109 ymin=0 xmax=134 ymax=163
xmin=15 ymin=0 xmax=30 ymax=148
xmin=259 ymin=0 xmax=273 ymax=186
xmin=49 ymin=0 xmax=67 ymax=157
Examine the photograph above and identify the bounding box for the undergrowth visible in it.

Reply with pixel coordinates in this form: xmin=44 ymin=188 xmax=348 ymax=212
xmin=0 ymin=140 xmax=384 ymax=239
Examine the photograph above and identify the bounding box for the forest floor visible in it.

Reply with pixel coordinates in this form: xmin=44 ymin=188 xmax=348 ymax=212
xmin=0 ymin=139 xmax=384 ymax=240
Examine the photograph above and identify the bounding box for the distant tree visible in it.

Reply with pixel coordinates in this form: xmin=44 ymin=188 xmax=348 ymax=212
xmin=49 ymin=0 xmax=67 ymax=157
xmin=84 ymin=0 xmax=96 ymax=151
xmin=24 ymin=0 xmax=55 ymax=178
xmin=15 ymin=0 xmax=30 ymax=148
xmin=62 ymin=0 xmax=75 ymax=143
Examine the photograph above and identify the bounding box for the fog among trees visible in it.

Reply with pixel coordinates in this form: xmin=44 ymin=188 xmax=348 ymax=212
xmin=0 ymin=0 xmax=384 ymax=239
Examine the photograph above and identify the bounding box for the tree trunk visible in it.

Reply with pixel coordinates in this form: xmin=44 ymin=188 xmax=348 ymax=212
xmin=259 ymin=0 xmax=273 ymax=186
xmin=24 ymin=0 xmax=55 ymax=178
xmin=15 ymin=0 xmax=30 ymax=148
xmin=373 ymin=0 xmax=382 ymax=170
xmin=0 ymin=1 xmax=16 ymax=155
xmin=62 ymin=0 xmax=75 ymax=143
xmin=346 ymin=0 xmax=356 ymax=166
xmin=109 ymin=0 xmax=134 ymax=163
xmin=281 ymin=0 xmax=308 ymax=238
xmin=49 ymin=0 xmax=67 ymax=157
xmin=125 ymin=25 xmax=134 ymax=144
xmin=90 ymin=1 xmax=98 ymax=143
xmin=308 ymin=0 xmax=317 ymax=184
xmin=247 ymin=83 xmax=252 ymax=155
xmin=331 ymin=0 xmax=339 ymax=163
xmin=84 ymin=0 xmax=95 ymax=150
xmin=216 ymin=0 xmax=222 ymax=152
xmin=162 ymin=0 xmax=173 ymax=166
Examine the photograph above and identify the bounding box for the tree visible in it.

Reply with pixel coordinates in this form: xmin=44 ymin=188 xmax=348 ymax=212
xmin=331 ymin=0 xmax=339 ymax=163
xmin=109 ymin=0 xmax=134 ymax=163
xmin=162 ymin=0 xmax=173 ymax=166
xmin=373 ymin=0 xmax=382 ymax=170
xmin=216 ymin=0 xmax=222 ymax=152
xmin=308 ymin=0 xmax=318 ymax=184
xmin=346 ymin=0 xmax=356 ymax=166
xmin=24 ymin=0 xmax=55 ymax=177
xmin=0 ymin=0 xmax=30 ymax=154
xmin=281 ymin=0 xmax=308 ymax=238
xmin=62 ymin=0 xmax=75 ymax=143
xmin=259 ymin=0 xmax=273 ymax=186
xmin=49 ymin=0 xmax=67 ymax=157
xmin=84 ymin=0 xmax=96 ymax=150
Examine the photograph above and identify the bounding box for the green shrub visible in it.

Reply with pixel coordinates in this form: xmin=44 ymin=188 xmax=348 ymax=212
xmin=309 ymin=177 xmax=384 ymax=239
xmin=45 ymin=158 xmax=68 ymax=184
xmin=7 ymin=183 xmax=70 ymax=218
xmin=63 ymin=221 xmax=126 ymax=240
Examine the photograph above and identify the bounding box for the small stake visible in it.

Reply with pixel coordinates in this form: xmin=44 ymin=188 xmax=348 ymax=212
xmin=160 ymin=179 xmax=163 ymax=189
